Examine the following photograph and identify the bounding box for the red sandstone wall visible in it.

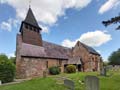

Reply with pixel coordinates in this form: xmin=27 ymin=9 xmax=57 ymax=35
xmin=16 ymin=56 xmax=67 ymax=78
xmin=72 ymin=42 xmax=101 ymax=72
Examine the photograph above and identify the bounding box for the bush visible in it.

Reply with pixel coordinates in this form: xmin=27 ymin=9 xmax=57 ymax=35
xmin=66 ymin=65 xmax=76 ymax=73
xmin=49 ymin=66 xmax=61 ymax=75
xmin=0 ymin=54 xmax=15 ymax=83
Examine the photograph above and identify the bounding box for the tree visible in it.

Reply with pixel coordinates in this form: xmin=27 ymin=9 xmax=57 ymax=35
xmin=9 ymin=57 xmax=16 ymax=64
xmin=108 ymin=49 xmax=120 ymax=65
xmin=102 ymin=14 xmax=120 ymax=30
xmin=0 ymin=54 xmax=15 ymax=83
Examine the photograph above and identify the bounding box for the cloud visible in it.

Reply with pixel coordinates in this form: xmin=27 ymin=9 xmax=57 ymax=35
xmin=62 ymin=30 xmax=112 ymax=48
xmin=0 ymin=0 xmax=92 ymax=26
xmin=41 ymin=25 xmax=49 ymax=33
xmin=0 ymin=18 xmax=19 ymax=31
xmin=7 ymin=53 xmax=15 ymax=58
xmin=0 ymin=20 xmax=12 ymax=31
xmin=99 ymin=0 xmax=120 ymax=14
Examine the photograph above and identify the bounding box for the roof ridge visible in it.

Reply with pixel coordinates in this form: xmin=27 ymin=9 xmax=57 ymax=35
xmin=43 ymin=40 xmax=71 ymax=50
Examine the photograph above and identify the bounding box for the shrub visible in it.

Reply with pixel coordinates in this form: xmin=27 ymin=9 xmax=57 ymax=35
xmin=66 ymin=65 xmax=76 ymax=73
xmin=0 ymin=54 xmax=15 ymax=83
xmin=49 ymin=66 xmax=61 ymax=75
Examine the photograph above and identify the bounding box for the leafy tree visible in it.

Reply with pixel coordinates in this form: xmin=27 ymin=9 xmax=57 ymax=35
xmin=108 ymin=49 xmax=120 ymax=65
xmin=9 ymin=57 xmax=16 ymax=64
xmin=0 ymin=54 xmax=8 ymax=61
xmin=0 ymin=54 xmax=15 ymax=83
xmin=102 ymin=14 xmax=120 ymax=30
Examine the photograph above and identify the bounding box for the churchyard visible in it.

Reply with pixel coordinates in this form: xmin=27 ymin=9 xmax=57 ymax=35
xmin=0 ymin=70 xmax=120 ymax=90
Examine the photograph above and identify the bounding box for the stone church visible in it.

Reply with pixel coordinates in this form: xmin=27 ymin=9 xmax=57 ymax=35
xmin=16 ymin=8 xmax=102 ymax=79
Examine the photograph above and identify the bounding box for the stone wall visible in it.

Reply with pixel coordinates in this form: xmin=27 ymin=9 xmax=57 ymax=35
xmin=16 ymin=56 xmax=67 ymax=79
xmin=72 ymin=41 xmax=101 ymax=72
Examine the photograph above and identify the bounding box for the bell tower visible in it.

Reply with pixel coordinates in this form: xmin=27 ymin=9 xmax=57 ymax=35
xmin=19 ymin=8 xmax=43 ymax=46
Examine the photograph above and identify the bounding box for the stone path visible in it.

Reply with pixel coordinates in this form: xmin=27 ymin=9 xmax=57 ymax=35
xmin=1 ymin=78 xmax=31 ymax=86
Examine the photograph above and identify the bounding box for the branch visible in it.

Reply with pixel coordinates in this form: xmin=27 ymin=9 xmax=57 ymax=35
xmin=102 ymin=15 xmax=120 ymax=27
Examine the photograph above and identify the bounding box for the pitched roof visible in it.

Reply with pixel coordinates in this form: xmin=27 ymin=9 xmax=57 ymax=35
xmin=24 ymin=8 xmax=40 ymax=29
xmin=68 ymin=57 xmax=82 ymax=64
xmin=80 ymin=41 xmax=100 ymax=55
xmin=20 ymin=38 xmax=71 ymax=59
xmin=43 ymin=41 xmax=71 ymax=59
xmin=21 ymin=43 xmax=46 ymax=57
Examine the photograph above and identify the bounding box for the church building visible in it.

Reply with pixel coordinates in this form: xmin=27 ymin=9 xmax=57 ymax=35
xmin=16 ymin=8 xmax=102 ymax=79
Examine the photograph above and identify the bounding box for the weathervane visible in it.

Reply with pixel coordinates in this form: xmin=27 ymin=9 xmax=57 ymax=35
xmin=29 ymin=0 xmax=32 ymax=8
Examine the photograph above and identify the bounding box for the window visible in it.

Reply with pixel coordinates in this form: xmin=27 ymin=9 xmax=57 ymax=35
xmin=34 ymin=28 xmax=36 ymax=32
xmin=59 ymin=60 xmax=62 ymax=66
xmin=37 ymin=29 xmax=39 ymax=33
xmin=25 ymin=24 xmax=28 ymax=29
xmin=46 ymin=61 xmax=48 ymax=68
xmin=30 ymin=26 xmax=32 ymax=30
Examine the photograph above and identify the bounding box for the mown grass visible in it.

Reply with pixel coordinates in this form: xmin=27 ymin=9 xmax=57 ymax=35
xmin=0 ymin=71 xmax=120 ymax=90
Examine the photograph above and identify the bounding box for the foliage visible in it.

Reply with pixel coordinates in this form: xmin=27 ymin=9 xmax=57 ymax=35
xmin=103 ymin=61 xmax=108 ymax=66
xmin=108 ymin=49 xmax=120 ymax=65
xmin=49 ymin=66 xmax=61 ymax=75
xmin=0 ymin=54 xmax=15 ymax=83
xmin=66 ymin=65 xmax=76 ymax=73
xmin=9 ymin=57 xmax=16 ymax=64
xmin=102 ymin=14 xmax=120 ymax=30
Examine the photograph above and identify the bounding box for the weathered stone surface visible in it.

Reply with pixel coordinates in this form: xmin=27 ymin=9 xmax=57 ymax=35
xmin=85 ymin=76 xmax=99 ymax=90
xmin=100 ymin=67 xmax=107 ymax=76
xmin=64 ymin=79 xmax=74 ymax=90
xmin=72 ymin=41 xmax=101 ymax=72
xmin=0 ymin=80 xmax=2 ymax=85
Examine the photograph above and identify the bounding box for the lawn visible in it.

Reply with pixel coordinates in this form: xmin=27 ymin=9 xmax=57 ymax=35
xmin=0 ymin=71 xmax=120 ymax=90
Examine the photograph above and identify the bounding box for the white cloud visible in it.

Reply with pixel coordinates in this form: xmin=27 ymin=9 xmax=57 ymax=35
xmin=0 ymin=18 xmax=19 ymax=31
xmin=7 ymin=53 xmax=15 ymax=58
xmin=0 ymin=21 xmax=12 ymax=31
xmin=0 ymin=0 xmax=92 ymax=26
xmin=62 ymin=30 xmax=112 ymax=48
xmin=41 ymin=25 xmax=49 ymax=33
xmin=99 ymin=0 xmax=120 ymax=14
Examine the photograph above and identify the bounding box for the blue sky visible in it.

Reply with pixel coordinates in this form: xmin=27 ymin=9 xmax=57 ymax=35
xmin=0 ymin=0 xmax=120 ymax=61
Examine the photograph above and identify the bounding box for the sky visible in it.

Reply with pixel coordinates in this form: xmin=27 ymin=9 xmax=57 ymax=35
xmin=0 ymin=0 xmax=120 ymax=61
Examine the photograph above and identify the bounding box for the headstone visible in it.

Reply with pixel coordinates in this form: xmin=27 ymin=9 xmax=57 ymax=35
xmin=0 ymin=80 xmax=1 ymax=85
xmin=43 ymin=71 xmax=47 ymax=78
xmin=64 ymin=79 xmax=74 ymax=90
xmin=85 ymin=76 xmax=99 ymax=90
xmin=100 ymin=67 xmax=107 ymax=76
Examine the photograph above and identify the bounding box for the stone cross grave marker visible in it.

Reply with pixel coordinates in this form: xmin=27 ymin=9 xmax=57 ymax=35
xmin=64 ymin=79 xmax=75 ymax=90
xmin=85 ymin=75 xmax=99 ymax=90
xmin=100 ymin=67 xmax=107 ymax=76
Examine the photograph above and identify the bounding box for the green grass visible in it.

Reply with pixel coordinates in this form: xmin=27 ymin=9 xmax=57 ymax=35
xmin=0 ymin=71 xmax=120 ymax=90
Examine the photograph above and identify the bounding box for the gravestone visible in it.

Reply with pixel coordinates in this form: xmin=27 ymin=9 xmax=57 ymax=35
xmin=100 ymin=67 xmax=107 ymax=76
xmin=64 ymin=79 xmax=74 ymax=90
xmin=85 ymin=76 xmax=99 ymax=90
xmin=43 ymin=71 xmax=47 ymax=78
xmin=0 ymin=80 xmax=1 ymax=85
